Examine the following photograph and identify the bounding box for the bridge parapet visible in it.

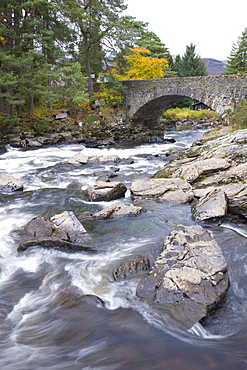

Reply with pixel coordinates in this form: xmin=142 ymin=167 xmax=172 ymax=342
xmin=123 ymin=74 xmax=247 ymax=126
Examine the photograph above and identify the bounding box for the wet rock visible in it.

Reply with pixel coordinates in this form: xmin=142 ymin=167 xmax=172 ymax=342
xmin=87 ymin=181 xmax=127 ymax=201
xmin=225 ymin=184 xmax=247 ymax=218
xmin=88 ymin=155 xmax=120 ymax=164
xmin=113 ymin=255 xmax=150 ymax=281
xmin=136 ymin=224 xmax=229 ymax=329
xmin=18 ymin=238 xmax=96 ymax=253
xmin=130 ymin=178 xmax=193 ymax=203
xmin=94 ymin=170 xmax=118 ymax=182
xmin=187 ymin=128 xmax=247 ymax=163
xmin=68 ymin=152 xmax=88 ymax=165
xmin=153 ymin=157 xmax=231 ymax=183
xmin=25 ymin=138 xmax=43 ymax=148
xmin=193 ymin=184 xmax=247 ymax=219
xmin=20 ymin=216 xmax=68 ymax=241
xmin=192 ymin=189 xmax=228 ymax=221
xmin=195 ymin=162 xmax=247 ymax=188
xmin=18 ymin=211 xmax=94 ymax=253
xmin=93 ymin=204 xmax=144 ymax=219
xmin=0 ymin=175 xmax=24 ymax=192
xmin=93 ymin=204 xmax=119 ymax=219
xmin=50 ymin=211 xmax=92 ymax=244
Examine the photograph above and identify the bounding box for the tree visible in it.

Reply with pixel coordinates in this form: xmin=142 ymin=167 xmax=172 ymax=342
xmin=0 ymin=0 xmax=88 ymax=120
xmin=61 ymin=0 xmax=133 ymax=94
xmin=226 ymin=27 xmax=247 ymax=74
xmin=113 ymin=48 xmax=169 ymax=80
xmin=175 ymin=43 xmax=207 ymax=77
xmin=134 ymin=30 xmax=176 ymax=77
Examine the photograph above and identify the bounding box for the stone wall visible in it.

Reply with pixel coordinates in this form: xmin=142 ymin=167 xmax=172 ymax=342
xmin=123 ymin=74 xmax=247 ymax=126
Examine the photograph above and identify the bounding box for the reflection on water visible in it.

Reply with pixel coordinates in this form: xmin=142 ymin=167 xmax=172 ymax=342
xmin=0 ymin=129 xmax=246 ymax=369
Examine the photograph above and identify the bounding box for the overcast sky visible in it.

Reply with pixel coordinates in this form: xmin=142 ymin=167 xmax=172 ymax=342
xmin=123 ymin=0 xmax=247 ymax=61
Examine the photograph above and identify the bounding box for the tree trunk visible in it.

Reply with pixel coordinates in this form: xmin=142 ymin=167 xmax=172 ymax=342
xmin=82 ymin=35 xmax=94 ymax=94
xmin=0 ymin=87 xmax=4 ymax=113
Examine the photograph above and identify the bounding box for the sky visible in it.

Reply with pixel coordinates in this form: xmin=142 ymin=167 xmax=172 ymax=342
xmin=123 ymin=0 xmax=247 ymax=61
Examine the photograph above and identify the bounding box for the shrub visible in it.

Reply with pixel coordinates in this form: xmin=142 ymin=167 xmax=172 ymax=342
xmin=229 ymin=99 xmax=247 ymax=128
xmin=33 ymin=119 xmax=51 ymax=134
xmin=0 ymin=113 xmax=20 ymax=135
xmin=162 ymin=107 xmax=220 ymax=121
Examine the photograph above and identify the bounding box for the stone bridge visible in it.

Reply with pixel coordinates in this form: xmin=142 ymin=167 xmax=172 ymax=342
xmin=122 ymin=74 xmax=247 ymax=126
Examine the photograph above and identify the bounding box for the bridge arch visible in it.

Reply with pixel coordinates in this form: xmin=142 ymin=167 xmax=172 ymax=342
xmin=123 ymin=75 xmax=247 ymax=126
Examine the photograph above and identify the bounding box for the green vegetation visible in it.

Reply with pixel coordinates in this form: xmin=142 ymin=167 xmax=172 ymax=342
xmin=225 ymin=27 xmax=247 ymax=74
xmin=1 ymin=1 xmax=245 ymax=138
xmin=173 ymin=44 xmax=207 ymax=77
xmin=162 ymin=107 xmax=220 ymax=121
xmin=229 ymin=99 xmax=247 ymax=128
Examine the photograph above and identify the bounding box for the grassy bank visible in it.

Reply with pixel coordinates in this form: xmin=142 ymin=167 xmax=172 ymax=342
xmin=162 ymin=107 xmax=221 ymax=121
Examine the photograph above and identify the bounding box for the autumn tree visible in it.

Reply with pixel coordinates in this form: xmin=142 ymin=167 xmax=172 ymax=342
xmin=113 ymin=48 xmax=169 ymax=80
xmin=226 ymin=27 xmax=247 ymax=74
xmin=175 ymin=43 xmax=207 ymax=77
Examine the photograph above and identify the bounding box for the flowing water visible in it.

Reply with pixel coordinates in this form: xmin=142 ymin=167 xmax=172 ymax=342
xmin=0 ymin=129 xmax=246 ymax=370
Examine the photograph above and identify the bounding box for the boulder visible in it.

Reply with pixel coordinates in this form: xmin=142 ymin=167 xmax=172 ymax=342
xmin=18 ymin=211 xmax=94 ymax=253
xmin=193 ymin=183 xmax=247 ymax=219
xmin=113 ymin=255 xmax=150 ymax=281
xmin=68 ymin=152 xmax=88 ymax=165
xmin=153 ymin=157 xmax=231 ymax=183
xmin=18 ymin=238 xmax=95 ymax=253
xmin=88 ymin=155 xmax=120 ymax=164
xmin=0 ymin=175 xmax=24 ymax=192
xmin=172 ymin=157 xmax=231 ymax=183
xmin=187 ymin=128 xmax=247 ymax=163
xmin=50 ymin=211 xmax=92 ymax=244
xmin=195 ymin=162 xmax=247 ymax=188
xmin=20 ymin=216 xmax=68 ymax=240
xmin=25 ymin=138 xmax=43 ymax=148
xmin=93 ymin=204 xmax=144 ymax=219
xmin=87 ymin=181 xmax=127 ymax=201
xmin=136 ymin=224 xmax=229 ymax=329
xmin=130 ymin=178 xmax=193 ymax=203
xmin=192 ymin=189 xmax=228 ymax=221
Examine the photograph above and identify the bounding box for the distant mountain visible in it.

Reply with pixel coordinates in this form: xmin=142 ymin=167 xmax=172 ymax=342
xmin=203 ymin=58 xmax=227 ymax=76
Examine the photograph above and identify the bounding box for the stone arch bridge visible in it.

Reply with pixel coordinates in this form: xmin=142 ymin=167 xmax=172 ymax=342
xmin=122 ymin=74 xmax=247 ymax=126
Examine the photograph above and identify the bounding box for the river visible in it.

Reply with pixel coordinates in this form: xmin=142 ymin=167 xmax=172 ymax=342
xmin=0 ymin=128 xmax=246 ymax=369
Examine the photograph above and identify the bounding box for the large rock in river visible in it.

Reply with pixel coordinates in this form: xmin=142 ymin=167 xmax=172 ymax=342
xmin=136 ymin=224 xmax=229 ymax=329
xmin=18 ymin=211 xmax=95 ymax=253
xmin=130 ymin=178 xmax=193 ymax=203
xmin=192 ymin=189 xmax=228 ymax=221
xmin=0 ymin=175 xmax=23 ymax=192
xmin=93 ymin=203 xmax=144 ymax=219
xmin=87 ymin=181 xmax=127 ymax=201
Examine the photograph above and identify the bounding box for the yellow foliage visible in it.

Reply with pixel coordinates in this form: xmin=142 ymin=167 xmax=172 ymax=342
xmin=114 ymin=48 xmax=169 ymax=81
xmin=0 ymin=36 xmax=6 ymax=46
xmin=78 ymin=103 xmax=91 ymax=111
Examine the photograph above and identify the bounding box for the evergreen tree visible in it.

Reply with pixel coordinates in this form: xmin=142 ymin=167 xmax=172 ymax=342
xmin=176 ymin=43 xmax=207 ymax=77
xmin=61 ymin=0 xmax=125 ymax=94
xmin=226 ymin=27 xmax=247 ymax=74
xmin=0 ymin=0 xmax=87 ymax=119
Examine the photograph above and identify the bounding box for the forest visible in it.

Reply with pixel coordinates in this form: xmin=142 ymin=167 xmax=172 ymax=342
xmin=0 ymin=0 xmax=247 ymax=133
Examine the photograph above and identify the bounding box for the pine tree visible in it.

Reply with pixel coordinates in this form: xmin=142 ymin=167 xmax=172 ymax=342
xmin=176 ymin=44 xmax=207 ymax=77
xmin=226 ymin=27 xmax=247 ymax=74
xmin=0 ymin=0 xmax=88 ymax=119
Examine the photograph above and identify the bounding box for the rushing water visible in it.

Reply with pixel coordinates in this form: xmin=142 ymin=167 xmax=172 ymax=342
xmin=0 ymin=129 xmax=246 ymax=370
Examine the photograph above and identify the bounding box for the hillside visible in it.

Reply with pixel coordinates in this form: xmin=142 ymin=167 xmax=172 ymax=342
xmin=203 ymin=58 xmax=227 ymax=75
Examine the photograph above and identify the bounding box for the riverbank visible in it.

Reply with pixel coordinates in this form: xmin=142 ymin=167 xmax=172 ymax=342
xmin=0 ymin=115 xmax=224 ymax=152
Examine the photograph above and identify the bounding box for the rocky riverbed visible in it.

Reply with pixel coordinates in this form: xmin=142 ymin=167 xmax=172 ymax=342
xmin=1 ymin=125 xmax=246 ymax=330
